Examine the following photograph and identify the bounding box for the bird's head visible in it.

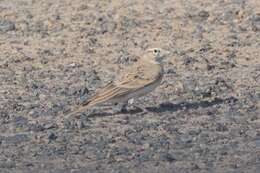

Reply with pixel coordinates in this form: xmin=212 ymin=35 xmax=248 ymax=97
xmin=143 ymin=48 xmax=170 ymax=63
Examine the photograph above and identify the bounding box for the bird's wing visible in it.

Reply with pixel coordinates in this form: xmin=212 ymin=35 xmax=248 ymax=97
xmin=63 ymin=62 xmax=161 ymax=117
xmin=81 ymin=65 xmax=156 ymax=106
xmin=64 ymin=82 xmax=132 ymax=117
xmin=116 ymin=61 xmax=160 ymax=86
xmin=80 ymin=82 xmax=131 ymax=106
xmin=115 ymin=71 xmax=155 ymax=89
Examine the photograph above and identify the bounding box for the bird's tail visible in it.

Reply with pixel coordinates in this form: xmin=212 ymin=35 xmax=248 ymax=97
xmin=63 ymin=100 xmax=95 ymax=118
xmin=53 ymin=101 xmax=90 ymax=127
xmin=60 ymin=82 xmax=126 ymax=124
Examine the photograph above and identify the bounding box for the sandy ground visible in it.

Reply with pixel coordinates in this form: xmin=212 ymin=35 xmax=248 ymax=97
xmin=0 ymin=0 xmax=260 ymax=172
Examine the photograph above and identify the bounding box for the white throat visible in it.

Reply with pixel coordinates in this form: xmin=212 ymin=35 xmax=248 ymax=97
xmin=150 ymin=60 xmax=160 ymax=64
xmin=141 ymin=56 xmax=160 ymax=65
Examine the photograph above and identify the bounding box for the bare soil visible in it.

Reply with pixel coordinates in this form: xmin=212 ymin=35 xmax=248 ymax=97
xmin=0 ymin=0 xmax=259 ymax=172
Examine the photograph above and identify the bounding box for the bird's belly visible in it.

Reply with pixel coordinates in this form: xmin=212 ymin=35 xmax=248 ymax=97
xmin=123 ymin=77 xmax=162 ymax=101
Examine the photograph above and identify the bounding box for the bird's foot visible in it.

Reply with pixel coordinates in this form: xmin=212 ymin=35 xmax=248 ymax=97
xmin=120 ymin=107 xmax=128 ymax=113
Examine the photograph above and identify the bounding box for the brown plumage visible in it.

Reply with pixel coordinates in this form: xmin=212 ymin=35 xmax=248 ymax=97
xmin=64 ymin=48 xmax=169 ymax=117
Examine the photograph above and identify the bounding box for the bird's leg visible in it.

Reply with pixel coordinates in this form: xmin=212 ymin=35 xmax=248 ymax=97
xmin=113 ymin=99 xmax=147 ymax=114
xmin=128 ymin=98 xmax=134 ymax=105
xmin=110 ymin=102 xmax=128 ymax=113
xmin=127 ymin=98 xmax=145 ymax=113
xmin=120 ymin=98 xmax=135 ymax=112
xmin=127 ymin=98 xmax=139 ymax=110
xmin=120 ymin=101 xmax=128 ymax=113
xmin=129 ymin=98 xmax=147 ymax=113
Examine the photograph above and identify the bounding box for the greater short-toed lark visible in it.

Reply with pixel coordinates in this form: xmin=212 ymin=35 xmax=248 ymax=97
xmin=66 ymin=48 xmax=170 ymax=116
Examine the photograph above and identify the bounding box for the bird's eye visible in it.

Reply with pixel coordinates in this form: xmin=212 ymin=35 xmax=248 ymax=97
xmin=154 ymin=49 xmax=159 ymax=53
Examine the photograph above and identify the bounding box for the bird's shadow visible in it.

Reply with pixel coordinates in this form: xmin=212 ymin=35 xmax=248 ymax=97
xmin=146 ymin=97 xmax=238 ymax=113
xmin=86 ymin=97 xmax=238 ymax=117
xmin=87 ymin=107 xmax=143 ymax=118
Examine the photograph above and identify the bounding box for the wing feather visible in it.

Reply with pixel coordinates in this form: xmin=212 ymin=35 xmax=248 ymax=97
xmin=64 ymin=61 xmax=162 ymax=116
xmin=81 ymin=83 xmax=132 ymax=106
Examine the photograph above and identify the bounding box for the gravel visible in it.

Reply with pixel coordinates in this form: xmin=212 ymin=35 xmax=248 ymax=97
xmin=0 ymin=0 xmax=259 ymax=173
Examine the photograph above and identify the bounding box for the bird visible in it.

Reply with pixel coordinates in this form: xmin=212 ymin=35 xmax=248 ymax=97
xmin=65 ymin=48 xmax=170 ymax=117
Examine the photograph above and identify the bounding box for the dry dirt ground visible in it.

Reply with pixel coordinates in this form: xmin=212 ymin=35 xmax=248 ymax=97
xmin=0 ymin=0 xmax=260 ymax=172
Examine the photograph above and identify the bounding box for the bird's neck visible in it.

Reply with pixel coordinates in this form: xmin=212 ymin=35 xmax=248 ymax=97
xmin=141 ymin=55 xmax=160 ymax=65
xmin=150 ymin=60 xmax=160 ymax=65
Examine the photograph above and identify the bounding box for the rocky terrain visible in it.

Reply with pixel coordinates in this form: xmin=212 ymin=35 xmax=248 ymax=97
xmin=0 ymin=0 xmax=259 ymax=172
